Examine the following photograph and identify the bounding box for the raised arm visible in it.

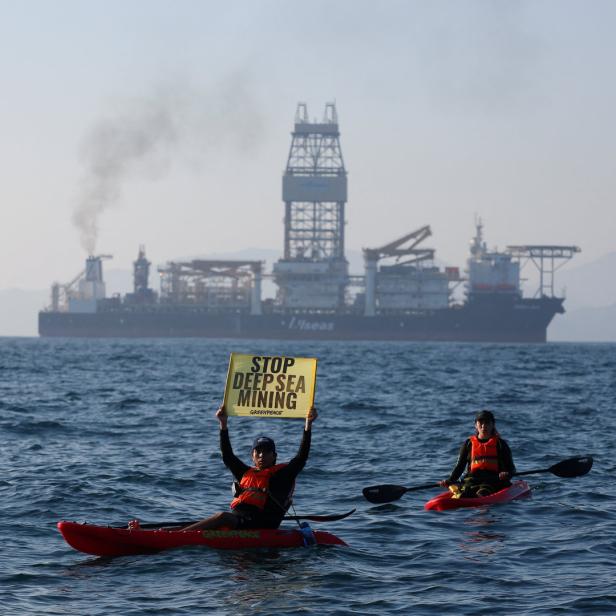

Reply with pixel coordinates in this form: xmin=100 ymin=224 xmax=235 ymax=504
xmin=305 ymin=407 xmax=318 ymax=432
xmin=216 ymin=405 xmax=249 ymax=479
xmin=282 ymin=407 xmax=318 ymax=475
xmin=216 ymin=405 xmax=228 ymax=430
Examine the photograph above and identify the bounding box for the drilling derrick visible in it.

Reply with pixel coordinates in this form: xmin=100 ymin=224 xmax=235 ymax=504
xmin=273 ymin=102 xmax=349 ymax=312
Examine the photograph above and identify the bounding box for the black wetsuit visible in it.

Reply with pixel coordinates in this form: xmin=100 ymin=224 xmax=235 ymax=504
xmin=220 ymin=429 xmax=311 ymax=529
xmin=446 ymin=437 xmax=516 ymax=497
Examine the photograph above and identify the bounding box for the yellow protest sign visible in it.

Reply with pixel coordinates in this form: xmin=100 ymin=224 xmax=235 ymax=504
xmin=223 ymin=353 xmax=317 ymax=418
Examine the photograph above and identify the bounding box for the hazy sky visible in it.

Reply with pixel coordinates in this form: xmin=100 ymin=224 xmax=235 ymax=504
xmin=1 ymin=0 xmax=615 ymax=290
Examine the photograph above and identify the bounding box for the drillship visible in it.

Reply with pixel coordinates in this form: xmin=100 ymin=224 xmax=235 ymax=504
xmin=39 ymin=103 xmax=580 ymax=342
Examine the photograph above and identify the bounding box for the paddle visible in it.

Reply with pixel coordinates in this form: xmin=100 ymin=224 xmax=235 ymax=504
xmin=283 ymin=509 xmax=355 ymax=522
xmin=362 ymin=483 xmax=440 ymax=504
xmin=362 ymin=455 xmax=593 ymax=504
xmin=513 ymin=455 xmax=593 ymax=478
xmin=126 ymin=508 xmax=356 ymax=530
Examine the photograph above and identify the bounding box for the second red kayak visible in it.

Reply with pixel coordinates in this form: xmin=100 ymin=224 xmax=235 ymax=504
xmin=57 ymin=520 xmax=347 ymax=557
xmin=424 ymin=480 xmax=531 ymax=511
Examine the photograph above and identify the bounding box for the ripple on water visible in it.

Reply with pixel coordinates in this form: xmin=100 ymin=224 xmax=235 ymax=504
xmin=0 ymin=339 xmax=615 ymax=615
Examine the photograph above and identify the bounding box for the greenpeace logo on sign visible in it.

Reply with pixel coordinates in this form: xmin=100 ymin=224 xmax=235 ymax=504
xmin=288 ymin=317 xmax=334 ymax=331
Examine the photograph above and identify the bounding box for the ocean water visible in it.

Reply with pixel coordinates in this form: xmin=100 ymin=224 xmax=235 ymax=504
xmin=1 ymin=337 xmax=615 ymax=615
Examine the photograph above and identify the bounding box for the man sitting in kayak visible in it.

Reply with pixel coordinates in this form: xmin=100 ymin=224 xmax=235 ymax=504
xmin=439 ymin=410 xmax=516 ymax=498
xmin=181 ymin=405 xmax=318 ymax=531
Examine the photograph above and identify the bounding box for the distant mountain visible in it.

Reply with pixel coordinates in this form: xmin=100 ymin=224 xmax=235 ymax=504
xmin=0 ymin=289 xmax=48 ymax=337
xmin=173 ymin=247 xmax=282 ymax=267
xmin=545 ymin=251 xmax=616 ymax=341
xmin=549 ymin=303 xmax=616 ymax=342
xmin=105 ymin=268 xmax=133 ymax=296
xmin=557 ymin=251 xmax=616 ymax=310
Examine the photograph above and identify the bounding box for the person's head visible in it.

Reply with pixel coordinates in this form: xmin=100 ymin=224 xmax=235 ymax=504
xmin=474 ymin=410 xmax=496 ymax=438
xmin=252 ymin=436 xmax=277 ymax=470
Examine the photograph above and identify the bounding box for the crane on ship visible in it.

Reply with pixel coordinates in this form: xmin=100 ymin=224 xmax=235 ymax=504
xmin=363 ymin=225 xmax=435 ymax=266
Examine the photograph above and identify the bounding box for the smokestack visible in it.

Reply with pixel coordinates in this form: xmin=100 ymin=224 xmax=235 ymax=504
xmin=79 ymin=256 xmax=107 ymax=301
xmin=85 ymin=256 xmax=103 ymax=283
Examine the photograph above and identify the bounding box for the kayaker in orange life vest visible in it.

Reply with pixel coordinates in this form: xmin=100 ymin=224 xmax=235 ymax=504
xmin=438 ymin=410 xmax=516 ymax=498
xmin=180 ymin=405 xmax=318 ymax=531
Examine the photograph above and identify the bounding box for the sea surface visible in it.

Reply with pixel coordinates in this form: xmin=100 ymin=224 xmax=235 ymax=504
xmin=1 ymin=337 xmax=615 ymax=615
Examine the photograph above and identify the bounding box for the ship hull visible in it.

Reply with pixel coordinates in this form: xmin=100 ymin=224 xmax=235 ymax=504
xmin=38 ymin=297 xmax=564 ymax=343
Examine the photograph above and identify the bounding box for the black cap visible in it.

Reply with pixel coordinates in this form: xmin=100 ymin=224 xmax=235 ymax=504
xmin=475 ymin=410 xmax=495 ymax=423
xmin=253 ymin=436 xmax=276 ymax=452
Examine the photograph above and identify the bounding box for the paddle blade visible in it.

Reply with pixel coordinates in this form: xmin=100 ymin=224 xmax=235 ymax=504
xmin=362 ymin=484 xmax=408 ymax=504
xmin=284 ymin=509 xmax=356 ymax=523
xmin=549 ymin=455 xmax=593 ymax=478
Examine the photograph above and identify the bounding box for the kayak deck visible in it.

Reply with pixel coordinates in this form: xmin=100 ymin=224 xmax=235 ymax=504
xmin=57 ymin=520 xmax=347 ymax=557
xmin=424 ymin=480 xmax=531 ymax=511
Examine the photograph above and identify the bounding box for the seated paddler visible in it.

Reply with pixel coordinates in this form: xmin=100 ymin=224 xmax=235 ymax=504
xmin=438 ymin=410 xmax=516 ymax=498
xmin=181 ymin=404 xmax=317 ymax=531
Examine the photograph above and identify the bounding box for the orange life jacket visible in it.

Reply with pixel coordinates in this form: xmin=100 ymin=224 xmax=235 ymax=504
xmin=469 ymin=434 xmax=500 ymax=474
xmin=230 ymin=463 xmax=293 ymax=511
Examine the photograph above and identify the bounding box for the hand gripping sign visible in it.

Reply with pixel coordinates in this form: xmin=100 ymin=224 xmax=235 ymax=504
xmin=223 ymin=353 xmax=317 ymax=418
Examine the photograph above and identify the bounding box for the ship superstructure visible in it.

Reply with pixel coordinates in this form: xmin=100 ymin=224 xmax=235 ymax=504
xmin=467 ymin=219 xmax=520 ymax=298
xmin=157 ymin=259 xmax=262 ymax=314
xmin=49 ymin=254 xmax=111 ymax=314
xmin=39 ymin=103 xmax=580 ymax=342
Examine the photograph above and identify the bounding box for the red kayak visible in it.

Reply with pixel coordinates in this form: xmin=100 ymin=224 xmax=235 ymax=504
xmin=424 ymin=480 xmax=531 ymax=512
xmin=57 ymin=520 xmax=347 ymax=557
